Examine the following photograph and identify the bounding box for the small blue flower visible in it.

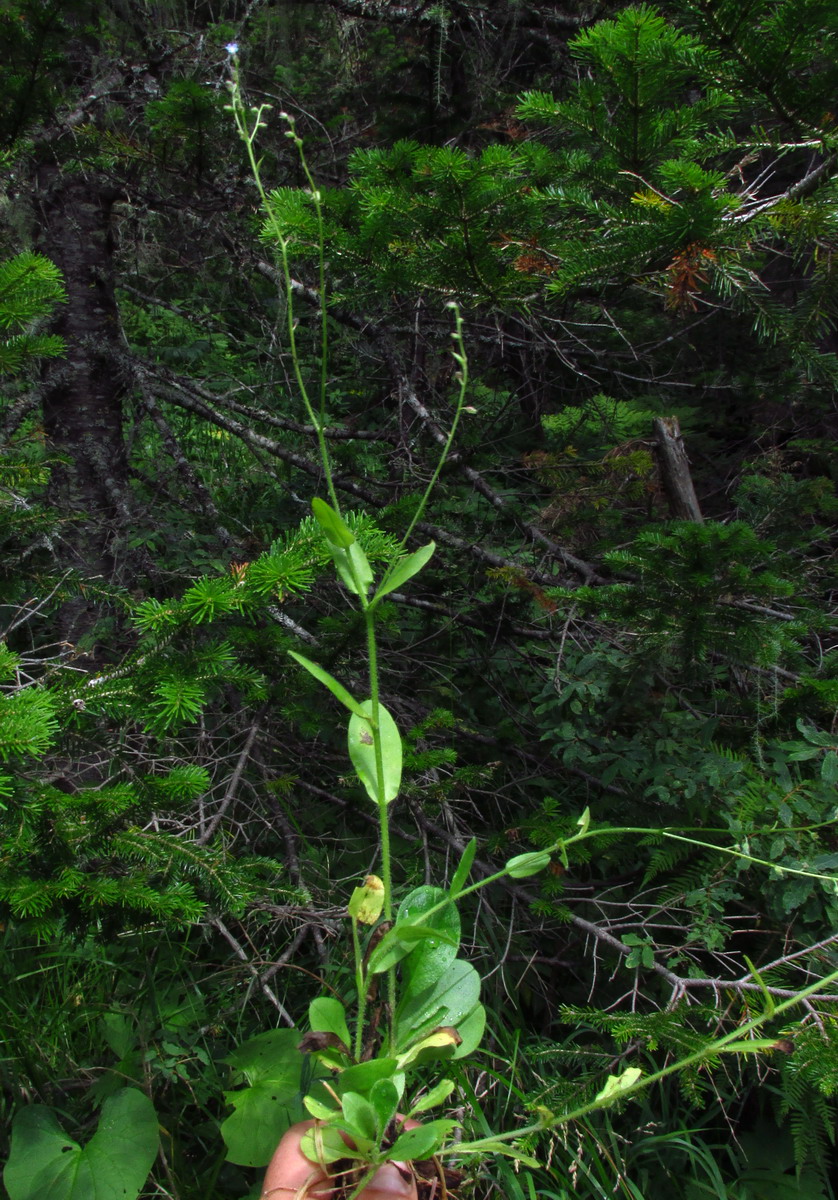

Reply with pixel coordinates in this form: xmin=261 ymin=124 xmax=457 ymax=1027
xmin=225 ymin=42 xmax=239 ymax=55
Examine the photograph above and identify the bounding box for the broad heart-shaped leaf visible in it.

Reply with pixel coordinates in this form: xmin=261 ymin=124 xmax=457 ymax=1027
xmin=397 ymin=886 xmax=460 ymax=997
xmin=4 ymin=1089 xmax=158 ymax=1200
xmin=288 ymin=651 xmax=366 ymax=718
xmin=348 ymin=700 xmax=402 ymax=804
xmin=221 ymin=1030 xmax=308 ymax=1166
xmin=372 ymin=541 xmax=435 ymax=605
xmin=395 ymin=959 xmax=481 ymax=1055
xmin=311 ymin=497 xmax=354 ymax=547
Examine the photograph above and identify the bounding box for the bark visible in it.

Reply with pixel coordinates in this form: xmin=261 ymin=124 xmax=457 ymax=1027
xmin=34 ymin=164 xmax=130 ymax=648
xmin=652 ymin=415 xmax=703 ymax=522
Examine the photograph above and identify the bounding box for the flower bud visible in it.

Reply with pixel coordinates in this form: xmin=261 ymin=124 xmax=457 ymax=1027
xmin=348 ymin=874 xmax=385 ymax=924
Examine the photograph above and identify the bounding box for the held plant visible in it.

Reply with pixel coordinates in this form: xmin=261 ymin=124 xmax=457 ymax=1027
xmin=218 ymin=54 xmax=838 ymax=1200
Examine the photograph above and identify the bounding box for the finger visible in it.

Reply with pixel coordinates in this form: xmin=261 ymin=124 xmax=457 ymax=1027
xmin=262 ymin=1121 xmax=333 ymax=1200
xmin=356 ymin=1160 xmax=418 ymax=1200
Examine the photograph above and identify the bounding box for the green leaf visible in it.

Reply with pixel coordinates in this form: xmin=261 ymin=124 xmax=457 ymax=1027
xmin=451 ymin=1002 xmax=486 ymax=1059
xmin=407 ymin=1078 xmax=456 ymax=1115
xmin=396 ymin=959 xmax=481 ymax=1053
xmin=337 ymin=1058 xmax=403 ymax=1100
xmin=505 ymin=851 xmax=551 ymax=878
xmin=387 ymin=1120 xmax=457 ymax=1162
xmin=366 ymin=920 xmax=461 ymax=977
xmin=594 ymin=1067 xmax=642 ymax=1103
xmin=365 ymin=925 xmax=417 ymax=975
xmin=301 ymin=1123 xmax=353 ymax=1165
xmin=718 ymin=1039 xmax=781 ymax=1055
xmin=309 ymin=997 xmax=352 ymax=1048
xmin=221 ymin=1030 xmax=307 ymax=1166
xmin=304 ymin=1095 xmax=338 ymax=1121
xmin=372 ymin=541 xmax=435 ymax=604
xmin=341 ymin=1092 xmax=378 ymax=1144
xmin=288 ymin=652 xmax=366 ymax=718
xmin=4 ymin=1090 xmax=158 ymax=1200
xmin=348 ymin=701 xmax=402 ymax=804
xmin=311 ymin=497 xmax=355 ymax=547
xmin=822 ymin=751 xmax=838 ymax=784
xmin=369 ymin=1079 xmax=400 ymax=1137
xmin=398 ymin=887 xmax=460 ymax=996
xmin=455 ymin=1139 xmax=540 ymax=1168
xmin=332 ymin=541 xmax=374 ymax=597
xmin=449 ymin=838 xmax=477 ymax=899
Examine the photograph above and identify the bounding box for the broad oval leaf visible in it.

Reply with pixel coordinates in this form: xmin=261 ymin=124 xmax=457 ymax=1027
xmin=341 ymin=1092 xmax=378 ymax=1143
xmin=369 ymin=1078 xmax=400 ymax=1138
xmin=396 ymin=959 xmax=481 ymax=1054
xmin=309 ymin=997 xmax=351 ymax=1048
xmin=348 ymin=701 xmax=402 ymax=804
xmin=387 ymin=1119 xmax=458 ymax=1162
xmin=398 ymin=886 xmax=460 ymax=996
xmin=337 ymin=1058 xmax=403 ymax=1099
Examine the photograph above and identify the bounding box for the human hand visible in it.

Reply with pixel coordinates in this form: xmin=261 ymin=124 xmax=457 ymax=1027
xmin=261 ymin=1120 xmax=418 ymax=1200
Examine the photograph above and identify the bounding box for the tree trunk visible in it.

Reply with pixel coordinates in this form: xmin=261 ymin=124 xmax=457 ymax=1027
xmin=34 ymin=165 xmax=129 ymax=649
xmin=652 ymin=415 xmax=703 ymax=522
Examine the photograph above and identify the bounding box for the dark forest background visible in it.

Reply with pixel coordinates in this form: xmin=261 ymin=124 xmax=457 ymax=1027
xmin=2 ymin=2 xmax=838 ymax=1197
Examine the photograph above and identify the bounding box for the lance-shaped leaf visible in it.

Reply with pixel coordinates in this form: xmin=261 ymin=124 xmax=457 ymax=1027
xmin=332 ymin=542 xmax=373 ymax=597
xmin=407 ymin=1078 xmax=456 ymax=1116
xmin=311 ymin=497 xmax=354 ymax=547
xmin=288 ymin=651 xmax=366 ymax=718
xmin=348 ymin=700 xmax=402 ymax=804
xmin=449 ymin=837 xmax=477 ymax=899
xmin=372 ymin=542 xmax=435 ymax=605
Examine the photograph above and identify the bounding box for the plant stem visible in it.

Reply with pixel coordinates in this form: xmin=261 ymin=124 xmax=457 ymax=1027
xmin=441 ymin=964 xmax=838 ymax=1156
xmin=363 ymin=603 xmax=397 ymax=1050
xmin=227 ymin=63 xmax=339 ymax=512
